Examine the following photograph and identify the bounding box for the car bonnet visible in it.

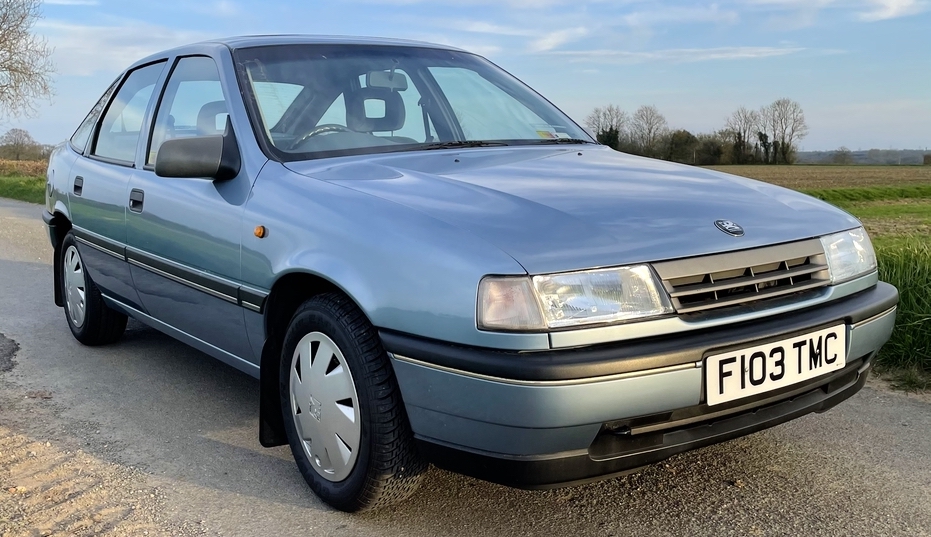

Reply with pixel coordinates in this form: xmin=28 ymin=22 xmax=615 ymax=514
xmin=285 ymin=146 xmax=862 ymax=275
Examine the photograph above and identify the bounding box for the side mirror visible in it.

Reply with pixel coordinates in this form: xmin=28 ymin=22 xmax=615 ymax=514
xmin=154 ymin=120 xmax=241 ymax=181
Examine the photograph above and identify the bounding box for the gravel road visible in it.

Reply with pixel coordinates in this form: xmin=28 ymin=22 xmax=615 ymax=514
xmin=1 ymin=196 xmax=930 ymax=537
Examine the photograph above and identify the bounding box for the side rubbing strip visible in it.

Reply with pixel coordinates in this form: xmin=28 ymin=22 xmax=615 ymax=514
xmin=72 ymin=226 xmax=126 ymax=260
xmin=75 ymin=236 xmax=124 ymax=260
xmin=125 ymin=246 xmax=240 ymax=304
xmin=238 ymin=286 xmax=268 ymax=313
xmin=71 ymin=226 xmax=269 ymax=314
xmin=127 ymin=257 xmax=239 ymax=304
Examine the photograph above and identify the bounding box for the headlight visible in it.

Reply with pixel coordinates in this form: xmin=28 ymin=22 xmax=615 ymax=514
xmin=478 ymin=265 xmax=673 ymax=331
xmin=820 ymin=227 xmax=877 ymax=284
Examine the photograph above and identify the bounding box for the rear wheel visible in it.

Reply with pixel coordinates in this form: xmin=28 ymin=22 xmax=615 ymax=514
xmin=280 ymin=293 xmax=425 ymax=511
xmin=60 ymin=232 xmax=127 ymax=346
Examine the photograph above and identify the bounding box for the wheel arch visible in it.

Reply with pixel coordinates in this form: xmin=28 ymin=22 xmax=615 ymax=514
xmin=258 ymin=270 xmax=381 ymax=448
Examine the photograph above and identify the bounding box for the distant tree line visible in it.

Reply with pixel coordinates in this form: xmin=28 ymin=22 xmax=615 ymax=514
xmin=798 ymin=148 xmax=931 ymax=166
xmin=585 ymin=99 xmax=809 ymax=165
xmin=0 ymin=128 xmax=53 ymax=160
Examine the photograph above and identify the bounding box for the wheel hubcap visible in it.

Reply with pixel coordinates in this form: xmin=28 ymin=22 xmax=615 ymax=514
xmin=63 ymin=245 xmax=87 ymax=328
xmin=290 ymin=332 xmax=361 ymax=482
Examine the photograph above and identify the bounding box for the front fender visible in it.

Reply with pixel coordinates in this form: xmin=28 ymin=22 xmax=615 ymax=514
xmin=241 ymin=162 xmax=550 ymax=350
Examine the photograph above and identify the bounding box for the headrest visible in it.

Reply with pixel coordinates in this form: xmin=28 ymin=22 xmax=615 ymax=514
xmin=345 ymin=87 xmax=405 ymax=133
xmin=196 ymin=101 xmax=228 ymax=134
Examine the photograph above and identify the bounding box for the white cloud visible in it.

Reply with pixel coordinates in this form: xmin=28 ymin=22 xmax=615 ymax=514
xmin=350 ymin=0 xmax=605 ymax=6
xmin=548 ymin=46 xmax=806 ymax=63
xmin=745 ymin=0 xmax=838 ymax=6
xmin=36 ymin=19 xmax=206 ymax=76
xmin=457 ymin=21 xmax=534 ymax=37
xmin=421 ymin=17 xmax=589 ymax=53
xmin=620 ymin=5 xmax=740 ymax=27
xmin=406 ymin=33 xmax=503 ymax=56
xmin=745 ymin=0 xmax=928 ymax=21
xmin=528 ymin=27 xmax=589 ymax=52
xmin=190 ymin=0 xmax=241 ymax=18
xmin=857 ymin=0 xmax=927 ymax=20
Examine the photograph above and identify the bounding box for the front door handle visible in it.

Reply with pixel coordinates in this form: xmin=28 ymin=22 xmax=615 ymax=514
xmin=129 ymin=189 xmax=145 ymax=213
xmin=73 ymin=176 xmax=84 ymax=196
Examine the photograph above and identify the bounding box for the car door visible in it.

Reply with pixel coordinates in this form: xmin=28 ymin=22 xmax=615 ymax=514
xmin=125 ymin=55 xmax=254 ymax=360
xmin=69 ymin=61 xmax=167 ymax=309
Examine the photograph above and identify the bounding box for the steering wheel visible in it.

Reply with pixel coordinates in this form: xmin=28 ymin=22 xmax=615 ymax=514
xmin=288 ymin=124 xmax=353 ymax=150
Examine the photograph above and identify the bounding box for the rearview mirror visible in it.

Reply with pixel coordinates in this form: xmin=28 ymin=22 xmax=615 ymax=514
xmin=366 ymin=70 xmax=408 ymax=91
xmin=155 ymin=120 xmax=241 ymax=181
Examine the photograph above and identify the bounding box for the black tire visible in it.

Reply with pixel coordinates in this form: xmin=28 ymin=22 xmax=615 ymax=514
xmin=279 ymin=292 xmax=426 ymax=512
xmin=60 ymin=232 xmax=128 ymax=346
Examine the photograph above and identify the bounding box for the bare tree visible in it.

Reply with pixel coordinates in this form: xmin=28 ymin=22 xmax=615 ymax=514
xmin=765 ymin=98 xmax=808 ymax=164
xmin=0 ymin=126 xmax=37 ymax=159
xmin=0 ymin=0 xmax=53 ymax=121
xmin=630 ymin=105 xmax=667 ymax=156
xmin=584 ymin=105 xmax=628 ymax=150
xmin=725 ymin=106 xmax=760 ymax=164
xmin=585 ymin=104 xmax=628 ymax=136
xmin=832 ymin=146 xmax=853 ymax=165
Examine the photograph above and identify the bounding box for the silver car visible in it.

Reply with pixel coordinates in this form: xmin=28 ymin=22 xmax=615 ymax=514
xmin=43 ymin=35 xmax=898 ymax=511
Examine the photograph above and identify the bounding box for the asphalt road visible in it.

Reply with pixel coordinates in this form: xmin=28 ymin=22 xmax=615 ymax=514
xmin=1 ymin=196 xmax=930 ymax=536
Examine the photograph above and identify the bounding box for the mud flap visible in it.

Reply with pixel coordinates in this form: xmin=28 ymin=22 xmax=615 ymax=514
xmin=259 ymin=339 xmax=287 ymax=447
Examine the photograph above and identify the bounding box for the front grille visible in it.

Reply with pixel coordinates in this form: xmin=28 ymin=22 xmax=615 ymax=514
xmin=652 ymin=239 xmax=831 ymax=315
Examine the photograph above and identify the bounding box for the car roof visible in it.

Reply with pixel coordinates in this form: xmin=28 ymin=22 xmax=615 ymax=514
xmin=131 ymin=34 xmax=464 ymax=67
xmin=214 ymin=34 xmax=463 ymax=51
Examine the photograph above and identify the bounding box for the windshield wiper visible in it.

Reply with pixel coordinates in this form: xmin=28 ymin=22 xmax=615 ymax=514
xmin=419 ymin=140 xmax=510 ymax=150
xmin=530 ymin=138 xmax=597 ymax=145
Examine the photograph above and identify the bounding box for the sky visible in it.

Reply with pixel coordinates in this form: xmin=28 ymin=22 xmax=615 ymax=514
xmin=8 ymin=0 xmax=931 ymax=151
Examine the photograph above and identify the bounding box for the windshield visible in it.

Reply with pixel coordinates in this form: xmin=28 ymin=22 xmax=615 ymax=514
xmin=232 ymin=44 xmax=593 ymax=161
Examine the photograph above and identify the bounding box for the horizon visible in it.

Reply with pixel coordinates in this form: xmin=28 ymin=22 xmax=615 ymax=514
xmin=6 ymin=0 xmax=930 ymax=151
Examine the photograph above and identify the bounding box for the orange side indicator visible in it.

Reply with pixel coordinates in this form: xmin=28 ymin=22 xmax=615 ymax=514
xmin=254 ymin=225 xmax=267 ymax=238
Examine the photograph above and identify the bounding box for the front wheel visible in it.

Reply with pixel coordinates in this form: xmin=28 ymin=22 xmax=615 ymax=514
xmin=60 ymin=232 xmax=127 ymax=346
xmin=280 ymin=293 xmax=426 ymax=512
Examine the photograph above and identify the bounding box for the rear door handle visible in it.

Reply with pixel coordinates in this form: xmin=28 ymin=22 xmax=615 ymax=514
xmin=73 ymin=176 xmax=84 ymax=196
xmin=129 ymin=189 xmax=145 ymax=213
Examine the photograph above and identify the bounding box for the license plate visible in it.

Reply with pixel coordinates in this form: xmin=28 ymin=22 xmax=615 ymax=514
xmin=705 ymin=325 xmax=847 ymax=406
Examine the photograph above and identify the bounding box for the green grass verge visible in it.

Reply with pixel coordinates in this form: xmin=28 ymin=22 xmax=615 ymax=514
xmin=873 ymin=236 xmax=931 ymax=252
xmin=844 ymin=201 xmax=931 ymax=221
xmin=875 ymin=238 xmax=931 ymax=374
xmin=800 ymin=184 xmax=931 ymax=208
xmin=0 ymin=175 xmax=45 ymax=204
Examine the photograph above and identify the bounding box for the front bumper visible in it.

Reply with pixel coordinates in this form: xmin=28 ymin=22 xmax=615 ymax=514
xmin=384 ymin=282 xmax=898 ymax=489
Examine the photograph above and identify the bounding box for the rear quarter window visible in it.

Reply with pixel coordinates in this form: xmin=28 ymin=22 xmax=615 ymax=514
xmin=70 ymin=78 xmax=119 ymax=154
